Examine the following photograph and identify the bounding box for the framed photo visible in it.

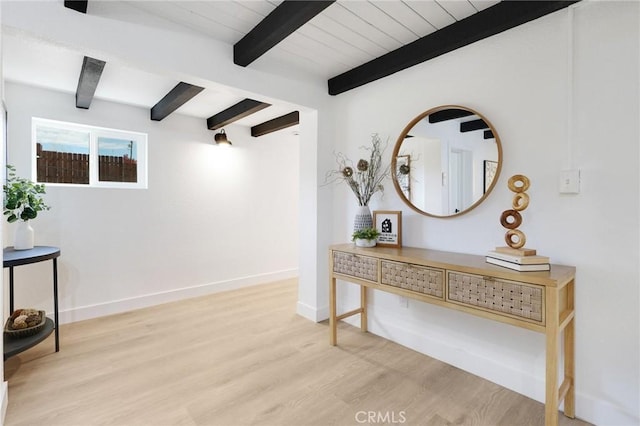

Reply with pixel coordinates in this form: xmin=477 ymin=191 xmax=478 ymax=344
xmin=373 ymin=210 xmax=402 ymax=248
xmin=483 ymin=160 xmax=498 ymax=193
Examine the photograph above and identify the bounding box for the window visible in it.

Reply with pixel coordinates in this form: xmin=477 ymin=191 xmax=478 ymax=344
xmin=33 ymin=118 xmax=147 ymax=188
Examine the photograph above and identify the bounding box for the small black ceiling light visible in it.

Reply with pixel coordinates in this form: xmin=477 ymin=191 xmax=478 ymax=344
xmin=214 ymin=129 xmax=232 ymax=146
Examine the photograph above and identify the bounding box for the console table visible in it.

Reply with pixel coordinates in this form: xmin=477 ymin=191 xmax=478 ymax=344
xmin=329 ymin=244 xmax=575 ymax=426
xmin=3 ymin=246 xmax=60 ymax=360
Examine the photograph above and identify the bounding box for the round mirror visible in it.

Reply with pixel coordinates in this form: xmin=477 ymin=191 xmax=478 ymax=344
xmin=392 ymin=105 xmax=502 ymax=218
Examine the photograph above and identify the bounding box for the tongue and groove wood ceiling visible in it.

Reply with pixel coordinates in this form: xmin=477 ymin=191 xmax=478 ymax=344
xmin=15 ymin=1 xmax=578 ymax=135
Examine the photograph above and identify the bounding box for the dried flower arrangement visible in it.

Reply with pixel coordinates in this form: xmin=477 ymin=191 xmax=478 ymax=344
xmin=325 ymin=133 xmax=391 ymax=206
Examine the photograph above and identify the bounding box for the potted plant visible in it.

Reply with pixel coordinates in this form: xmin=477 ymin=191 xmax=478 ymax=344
xmin=3 ymin=165 xmax=50 ymax=250
xmin=352 ymin=227 xmax=381 ymax=248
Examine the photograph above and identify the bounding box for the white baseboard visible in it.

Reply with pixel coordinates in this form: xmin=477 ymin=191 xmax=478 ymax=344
xmin=342 ymin=307 xmax=638 ymax=426
xmin=58 ymin=269 xmax=298 ymax=325
xmin=296 ymin=301 xmax=329 ymax=322
xmin=1 ymin=381 xmax=7 ymax=425
xmin=346 ymin=310 xmax=546 ymax=400
xmin=575 ymin=392 xmax=639 ymax=426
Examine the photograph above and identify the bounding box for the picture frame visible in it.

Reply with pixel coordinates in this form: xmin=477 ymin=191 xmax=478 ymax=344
xmin=373 ymin=210 xmax=402 ymax=248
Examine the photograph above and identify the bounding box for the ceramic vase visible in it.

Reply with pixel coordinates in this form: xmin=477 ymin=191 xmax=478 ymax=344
xmin=353 ymin=205 xmax=373 ymax=232
xmin=14 ymin=220 xmax=34 ymax=250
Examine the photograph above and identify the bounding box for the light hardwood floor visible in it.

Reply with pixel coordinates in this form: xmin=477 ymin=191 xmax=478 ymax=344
xmin=4 ymin=279 xmax=590 ymax=426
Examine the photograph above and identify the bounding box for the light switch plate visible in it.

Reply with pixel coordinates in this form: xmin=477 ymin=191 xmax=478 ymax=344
xmin=560 ymin=169 xmax=580 ymax=194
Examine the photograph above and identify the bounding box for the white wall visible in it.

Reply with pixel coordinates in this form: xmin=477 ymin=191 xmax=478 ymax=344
xmin=3 ymin=82 xmax=300 ymax=322
xmin=330 ymin=3 xmax=638 ymax=425
xmin=0 ymin=0 xmax=336 ymax=325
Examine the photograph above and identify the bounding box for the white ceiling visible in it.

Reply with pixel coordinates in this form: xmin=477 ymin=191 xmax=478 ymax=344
xmin=122 ymin=0 xmax=498 ymax=79
xmin=2 ymin=0 xmax=500 ymax=128
xmin=2 ymin=28 xmax=296 ymax=128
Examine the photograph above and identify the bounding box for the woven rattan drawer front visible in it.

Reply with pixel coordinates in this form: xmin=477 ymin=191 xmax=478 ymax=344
xmin=381 ymin=260 xmax=443 ymax=298
xmin=332 ymin=251 xmax=379 ymax=282
xmin=447 ymin=272 xmax=543 ymax=322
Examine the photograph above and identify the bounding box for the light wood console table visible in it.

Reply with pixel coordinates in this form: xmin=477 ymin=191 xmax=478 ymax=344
xmin=329 ymin=243 xmax=575 ymax=426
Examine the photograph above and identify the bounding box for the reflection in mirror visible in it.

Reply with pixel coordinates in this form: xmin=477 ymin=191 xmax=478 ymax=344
xmin=396 ymin=155 xmax=411 ymax=200
xmin=392 ymin=105 xmax=502 ymax=218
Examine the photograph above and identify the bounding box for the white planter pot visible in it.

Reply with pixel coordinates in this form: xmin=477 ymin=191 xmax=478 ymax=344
xmin=14 ymin=221 xmax=34 ymax=250
xmin=355 ymin=238 xmax=376 ymax=248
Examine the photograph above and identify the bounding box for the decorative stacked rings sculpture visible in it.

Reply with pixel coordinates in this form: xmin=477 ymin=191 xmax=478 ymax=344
xmin=502 ymin=175 xmax=530 ymax=249
xmin=488 ymin=174 xmax=550 ymax=271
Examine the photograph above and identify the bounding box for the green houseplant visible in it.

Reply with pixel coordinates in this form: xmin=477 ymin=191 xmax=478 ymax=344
xmin=351 ymin=227 xmax=381 ymax=248
xmin=3 ymin=165 xmax=50 ymax=250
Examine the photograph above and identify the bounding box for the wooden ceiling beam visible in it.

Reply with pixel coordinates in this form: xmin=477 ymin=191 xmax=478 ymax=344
xmin=64 ymin=1 xmax=88 ymax=13
xmin=234 ymin=0 xmax=335 ymax=67
xmin=251 ymin=111 xmax=299 ymax=137
xmin=207 ymin=99 xmax=271 ymax=130
xmin=76 ymin=56 xmax=105 ymax=109
xmin=151 ymin=82 xmax=204 ymax=121
xmin=328 ymin=1 xmax=580 ymax=95
xmin=460 ymin=119 xmax=488 ymax=133
xmin=428 ymin=109 xmax=474 ymax=123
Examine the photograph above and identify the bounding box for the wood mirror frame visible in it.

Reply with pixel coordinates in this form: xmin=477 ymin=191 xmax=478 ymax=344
xmin=391 ymin=105 xmax=503 ymax=218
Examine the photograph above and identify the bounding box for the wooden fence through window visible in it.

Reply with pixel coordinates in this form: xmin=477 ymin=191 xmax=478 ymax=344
xmin=36 ymin=143 xmax=137 ymax=184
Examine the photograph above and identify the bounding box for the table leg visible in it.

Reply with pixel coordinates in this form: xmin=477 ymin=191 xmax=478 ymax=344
xmin=564 ymin=280 xmax=576 ymax=418
xmin=360 ymin=285 xmax=367 ymax=332
xmin=9 ymin=266 xmax=14 ymax=314
xmin=329 ymin=276 xmax=337 ymax=346
xmin=545 ymin=288 xmax=560 ymax=426
xmin=53 ymin=258 xmax=59 ymax=352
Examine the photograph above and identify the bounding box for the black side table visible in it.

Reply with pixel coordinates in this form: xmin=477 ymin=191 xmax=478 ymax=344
xmin=3 ymin=246 xmax=60 ymax=360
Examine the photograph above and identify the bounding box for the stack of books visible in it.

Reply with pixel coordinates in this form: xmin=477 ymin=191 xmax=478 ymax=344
xmin=486 ymin=247 xmax=550 ymax=271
